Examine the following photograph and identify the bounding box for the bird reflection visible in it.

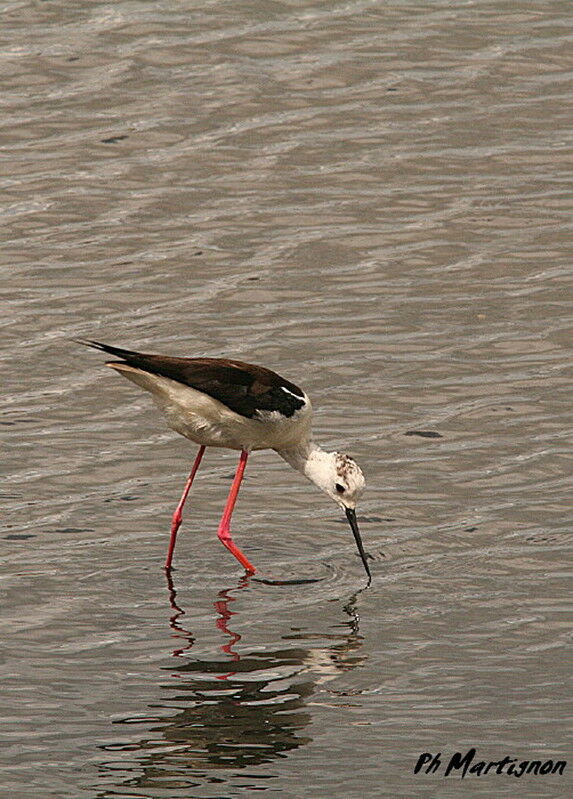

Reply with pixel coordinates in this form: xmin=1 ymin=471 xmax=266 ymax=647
xmin=97 ymin=572 xmax=366 ymax=795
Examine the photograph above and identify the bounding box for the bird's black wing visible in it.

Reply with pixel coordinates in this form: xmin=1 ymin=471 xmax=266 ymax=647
xmin=79 ymin=340 xmax=306 ymax=419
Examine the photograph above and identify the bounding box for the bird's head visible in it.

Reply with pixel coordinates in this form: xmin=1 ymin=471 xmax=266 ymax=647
xmin=313 ymin=451 xmax=366 ymax=509
xmin=304 ymin=449 xmax=370 ymax=581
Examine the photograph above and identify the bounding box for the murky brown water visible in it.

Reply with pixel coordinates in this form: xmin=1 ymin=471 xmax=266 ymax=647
xmin=2 ymin=1 xmax=571 ymax=797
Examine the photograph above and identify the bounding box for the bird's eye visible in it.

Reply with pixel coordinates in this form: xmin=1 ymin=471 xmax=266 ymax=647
xmin=335 ymin=483 xmax=345 ymax=494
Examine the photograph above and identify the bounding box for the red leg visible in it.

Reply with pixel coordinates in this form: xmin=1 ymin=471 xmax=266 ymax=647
xmin=217 ymin=450 xmax=256 ymax=573
xmin=165 ymin=445 xmax=206 ymax=570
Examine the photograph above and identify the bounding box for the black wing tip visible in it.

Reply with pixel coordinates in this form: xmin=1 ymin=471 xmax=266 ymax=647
xmin=73 ymin=338 xmax=106 ymax=350
xmin=73 ymin=339 xmax=138 ymax=360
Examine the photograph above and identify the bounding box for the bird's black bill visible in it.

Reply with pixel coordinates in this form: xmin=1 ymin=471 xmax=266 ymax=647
xmin=345 ymin=507 xmax=372 ymax=583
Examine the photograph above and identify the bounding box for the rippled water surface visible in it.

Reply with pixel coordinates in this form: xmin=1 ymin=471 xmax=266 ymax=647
xmin=2 ymin=1 xmax=571 ymax=797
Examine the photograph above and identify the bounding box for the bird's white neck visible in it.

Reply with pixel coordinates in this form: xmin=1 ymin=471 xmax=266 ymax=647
xmin=276 ymin=440 xmax=333 ymax=492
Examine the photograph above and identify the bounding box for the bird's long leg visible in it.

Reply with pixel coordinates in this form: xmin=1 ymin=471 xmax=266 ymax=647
xmin=165 ymin=445 xmax=206 ymax=570
xmin=217 ymin=450 xmax=256 ymax=573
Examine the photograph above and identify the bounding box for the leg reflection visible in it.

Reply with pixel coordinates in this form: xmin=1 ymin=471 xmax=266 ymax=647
xmin=164 ymin=569 xmax=252 ymax=671
xmin=165 ymin=568 xmax=195 ymax=660
xmin=213 ymin=575 xmax=251 ymax=679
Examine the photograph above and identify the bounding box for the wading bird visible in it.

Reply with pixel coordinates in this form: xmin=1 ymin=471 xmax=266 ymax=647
xmin=79 ymin=340 xmax=371 ymax=581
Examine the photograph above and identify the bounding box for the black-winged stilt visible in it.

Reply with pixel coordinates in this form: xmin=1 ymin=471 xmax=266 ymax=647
xmin=79 ymin=340 xmax=371 ymax=581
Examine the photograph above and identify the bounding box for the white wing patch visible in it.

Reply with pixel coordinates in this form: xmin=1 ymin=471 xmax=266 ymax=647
xmin=281 ymin=385 xmax=304 ymax=399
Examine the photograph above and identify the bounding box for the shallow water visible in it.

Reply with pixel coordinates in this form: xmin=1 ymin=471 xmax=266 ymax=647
xmin=1 ymin=1 xmax=571 ymax=797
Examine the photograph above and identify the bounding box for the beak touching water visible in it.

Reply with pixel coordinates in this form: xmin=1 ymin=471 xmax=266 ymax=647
xmin=345 ymin=507 xmax=371 ymax=583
